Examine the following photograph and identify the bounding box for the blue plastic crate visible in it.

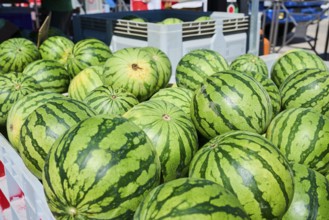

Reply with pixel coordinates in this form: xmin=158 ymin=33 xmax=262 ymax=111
xmin=0 ymin=7 xmax=33 ymax=30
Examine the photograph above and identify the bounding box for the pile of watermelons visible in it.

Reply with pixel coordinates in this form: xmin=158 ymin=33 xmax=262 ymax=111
xmin=0 ymin=35 xmax=329 ymax=220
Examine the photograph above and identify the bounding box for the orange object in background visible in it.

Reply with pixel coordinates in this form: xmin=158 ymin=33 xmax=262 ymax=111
xmin=263 ymin=37 xmax=270 ymax=55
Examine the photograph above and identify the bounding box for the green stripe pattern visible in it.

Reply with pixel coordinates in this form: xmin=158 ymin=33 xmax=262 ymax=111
xmin=124 ymin=100 xmax=198 ymax=182
xmin=230 ymin=53 xmax=269 ymax=77
xmin=66 ymin=38 xmax=112 ymax=78
xmin=142 ymin=46 xmax=172 ymax=90
xmin=189 ymin=130 xmax=294 ymax=220
xmin=42 ymin=115 xmax=161 ymax=219
xmin=266 ymin=108 xmax=329 ymax=174
xmin=175 ymin=49 xmax=229 ymax=91
xmin=191 ymin=70 xmax=272 ymax=140
xmin=19 ymin=98 xmax=96 ymax=179
xmin=6 ymin=91 xmax=65 ymax=151
xmin=68 ymin=65 xmax=105 ymax=101
xmin=39 ymin=36 xmax=74 ymax=65
xmin=103 ymin=47 xmax=159 ymax=101
xmin=23 ymin=59 xmax=70 ymax=93
xmin=83 ymin=85 xmax=139 ymax=115
xmin=150 ymin=87 xmax=194 ymax=117
xmin=0 ymin=38 xmax=41 ymax=73
xmin=134 ymin=177 xmax=250 ymax=220
xmin=280 ymin=68 xmax=329 ymax=116
xmin=283 ymin=163 xmax=329 ymax=220
xmin=0 ymin=72 xmax=42 ymax=126
xmin=270 ymin=49 xmax=328 ymax=87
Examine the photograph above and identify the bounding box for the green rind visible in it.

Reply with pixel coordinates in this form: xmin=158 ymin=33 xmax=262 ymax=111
xmin=66 ymin=38 xmax=112 ymax=78
xmin=6 ymin=91 xmax=65 ymax=151
xmin=68 ymin=66 xmax=105 ymax=101
xmin=142 ymin=46 xmax=172 ymax=90
xmin=0 ymin=38 xmax=41 ymax=73
xmin=282 ymin=163 xmax=329 ymax=220
xmin=39 ymin=36 xmax=74 ymax=65
xmin=134 ymin=177 xmax=250 ymax=220
xmin=266 ymin=108 xmax=329 ymax=174
xmin=19 ymin=98 xmax=96 ymax=179
xmin=124 ymin=100 xmax=198 ymax=182
xmin=280 ymin=68 xmax=329 ymax=116
xmin=0 ymin=72 xmax=42 ymax=126
xmin=83 ymin=85 xmax=139 ymax=115
xmin=42 ymin=115 xmax=161 ymax=219
xmin=150 ymin=87 xmax=194 ymax=117
xmin=23 ymin=59 xmax=70 ymax=93
xmin=189 ymin=130 xmax=294 ymax=220
xmin=191 ymin=70 xmax=272 ymax=140
xmin=230 ymin=53 xmax=269 ymax=77
xmin=175 ymin=49 xmax=229 ymax=91
xmin=270 ymin=49 xmax=328 ymax=87
xmin=103 ymin=47 xmax=159 ymax=101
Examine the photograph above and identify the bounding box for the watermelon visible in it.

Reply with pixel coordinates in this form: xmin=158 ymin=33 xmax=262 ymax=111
xmin=103 ymin=47 xmax=159 ymax=101
xmin=42 ymin=115 xmax=161 ymax=219
xmin=39 ymin=36 xmax=74 ymax=65
xmin=141 ymin=46 xmax=172 ymax=90
xmin=22 ymin=59 xmax=70 ymax=93
xmin=282 ymin=163 xmax=329 ymax=220
xmin=235 ymin=70 xmax=281 ymax=117
xmin=189 ymin=130 xmax=294 ymax=220
xmin=280 ymin=68 xmax=329 ymax=116
xmin=0 ymin=38 xmax=40 ymax=73
xmin=0 ymin=72 xmax=42 ymax=126
xmin=230 ymin=53 xmax=269 ymax=77
xmin=194 ymin=16 xmax=212 ymax=21
xmin=175 ymin=49 xmax=229 ymax=91
xmin=266 ymin=107 xmax=329 ymax=174
xmin=191 ymin=70 xmax=272 ymax=140
xmin=134 ymin=177 xmax=250 ymax=220
xmin=83 ymin=85 xmax=139 ymax=115
xmin=20 ymin=97 xmax=96 ymax=179
xmin=6 ymin=91 xmax=65 ymax=152
xmin=66 ymin=38 xmax=112 ymax=78
xmin=68 ymin=65 xmax=105 ymax=101
xmin=270 ymin=49 xmax=328 ymax=87
xmin=160 ymin=18 xmax=183 ymax=24
xmin=150 ymin=87 xmax=194 ymax=117
xmin=124 ymin=100 xmax=198 ymax=182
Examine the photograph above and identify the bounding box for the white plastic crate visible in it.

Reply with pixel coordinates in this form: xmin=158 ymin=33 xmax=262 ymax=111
xmin=0 ymin=134 xmax=54 ymax=220
xmin=110 ymin=12 xmax=249 ymax=83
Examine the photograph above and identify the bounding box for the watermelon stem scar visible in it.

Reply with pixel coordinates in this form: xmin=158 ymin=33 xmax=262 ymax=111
xmin=132 ymin=63 xmax=142 ymax=71
xmin=162 ymin=114 xmax=171 ymax=121
xmin=68 ymin=207 xmax=77 ymax=216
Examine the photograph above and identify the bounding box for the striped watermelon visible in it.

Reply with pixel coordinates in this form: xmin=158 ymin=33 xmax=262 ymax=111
xmin=20 ymin=97 xmax=96 ymax=179
xmin=230 ymin=53 xmax=269 ymax=77
xmin=134 ymin=177 xmax=250 ymax=220
xmin=150 ymin=87 xmax=194 ymax=117
xmin=191 ymin=70 xmax=272 ymax=140
xmin=0 ymin=38 xmax=41 ymax=73
xmin=103 ymin=47 xmax=159 ymax=101
xmin=124 ymin=100 xmax=198 ymax=182
xmin=236 ymin=70 xmax=281 ymax=117
xmin=39 ymin=36 xmax=74 ymax=65
xmin=6 ymin=91 xmax=65 ymax=152
xmin=280 ymin=68 xmax=329 ymax=116
xmin=282 ymin=163 xmax=329 ymax=220
xmin=160 ymin=18 xmax=183 ymax=24
xmin=175 ymin=49 xmax=229 ymax=91
xmin=22 ymin=59 xmax=70 ymax=93
xmin=0 ymin=72 xmax=42 ymax=126
xmin=270 ymin=49 xmax=328 ymax=87
xmin=68 ymin=65 xmax=105 ymax=101
xmin=66 ymin=38 xmax=112 ymax=78
xmin=141 ymin=46 xmax=172 ymax=90
xmin=42 ymin=115 xmax=161 ymax=219
xmin=266 ymin=107 xmax=329 ymax=174
xmin=83 ymin=85 xmax=139 ymax=115
xmin=189 ymin=130 xmax=294 ymax=219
